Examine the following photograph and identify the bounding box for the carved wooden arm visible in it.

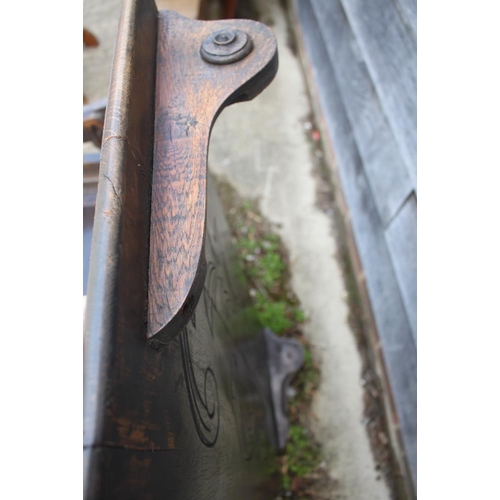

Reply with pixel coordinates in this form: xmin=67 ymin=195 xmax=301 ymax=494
xmin=147 ymin=11 xmax=277 ymax=342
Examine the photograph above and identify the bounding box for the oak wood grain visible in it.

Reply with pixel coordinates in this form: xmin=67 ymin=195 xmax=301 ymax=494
xmin=147 ymin=12 xmax=278 ymax=342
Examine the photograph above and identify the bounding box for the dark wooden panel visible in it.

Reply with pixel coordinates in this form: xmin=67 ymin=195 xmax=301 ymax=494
xmin=339 ymin=0 xmax=417 ymax=185
xmin=311 ymin=0 xmax=413 ymax=226
xmin=86 ymin=177 xmax=277 ymax=499
xmin=293 ymin=0 xmax=417 ymax=486
xmin=385 ymin=194 xmax=417 ymax=343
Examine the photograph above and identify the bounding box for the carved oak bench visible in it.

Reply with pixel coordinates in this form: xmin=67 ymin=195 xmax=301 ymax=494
xmin=83 ymin=1 xmax=302 ymax=498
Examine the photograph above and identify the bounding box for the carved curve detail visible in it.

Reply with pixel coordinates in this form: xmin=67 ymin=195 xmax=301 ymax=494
xmin=180 ymin=327 xmax=220 ymax=447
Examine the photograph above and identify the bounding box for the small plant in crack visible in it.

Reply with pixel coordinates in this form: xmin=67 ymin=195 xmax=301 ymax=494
xmin=215 ymin=178 xmax=333 ymax=499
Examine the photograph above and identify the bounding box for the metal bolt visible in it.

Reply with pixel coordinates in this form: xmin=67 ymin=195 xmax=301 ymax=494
xmin=201 ymin=29 xmax=253 ymax=65
xmin=213 ymin=31 xmax=236 ymax=45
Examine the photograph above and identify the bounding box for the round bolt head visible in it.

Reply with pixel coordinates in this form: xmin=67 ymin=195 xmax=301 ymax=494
xmin=201 ymin=29 xmax=253 ymax=65
xmin=214 ymin=31 xmax=236 ymax=45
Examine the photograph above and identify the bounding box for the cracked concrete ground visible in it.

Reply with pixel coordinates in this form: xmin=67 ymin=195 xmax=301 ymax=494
xmin=84 ymin=0 xmax=391 ymax=497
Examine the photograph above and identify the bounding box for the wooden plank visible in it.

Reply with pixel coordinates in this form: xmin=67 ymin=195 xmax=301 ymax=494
xmin=293 ymin=0 xmax=417 ymax=488
xmin=395 ymin=0 xmax=417 ymax=39
xmin=84 ymin=0 xmax=158 ymax=453
xmin=311 ymin=0 xmax=413 ymax=226
xmin=339 ymin=0 xmax=417 ymax=186
xmin=385 ymin=194 xmax=417 ymax=343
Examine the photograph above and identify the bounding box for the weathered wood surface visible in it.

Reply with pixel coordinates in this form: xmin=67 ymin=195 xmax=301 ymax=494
xmin=395 ymin=0 xmax=417 ymax=39
xmin=84 ymin=0 xmax=158 ymax=455
xmin=84 ymin=1 xmax=280 ymax=498
xmin=339 ymin=0 xmax=417 ymax=186
xmin=148 ymin=11 xmax=278 ymax=343
xmin=292 ymin=0 xmax=417 ymax=490
xmin=385 ymin=194 xmax=417 ymax=343
xmin=311 ymin=0 xmax=413 ymax=226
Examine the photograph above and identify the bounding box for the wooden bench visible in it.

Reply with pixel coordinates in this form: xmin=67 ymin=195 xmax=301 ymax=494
xmin=83 ymin=1 xmax=303 ymax=498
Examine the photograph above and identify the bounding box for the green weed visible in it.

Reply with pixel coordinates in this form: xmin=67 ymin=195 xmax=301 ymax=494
xmin=254 ymin=293 xmax=292 ymax=334
xmin=287 ymin=424 xmax=321 ymax=478
xmin=215 ymin=179 xmax=324 ymax=497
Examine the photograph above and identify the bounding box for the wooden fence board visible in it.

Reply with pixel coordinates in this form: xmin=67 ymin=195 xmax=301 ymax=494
xmin=339 ymin=0 xmax=417 ymax=185
xmin=293 ymin=0 xmax=417 ymax=485
xmin=385 ymin=194 xmax=417 ymax=343
xmin=311 ymin=0 xmax=413 ymax=226
xmin=395 ymin=0 xmax=417 ymax=38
